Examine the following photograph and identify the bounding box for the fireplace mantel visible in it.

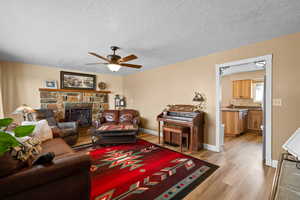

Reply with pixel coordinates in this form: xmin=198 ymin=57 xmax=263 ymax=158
xmin=39 ymin=88 xmax=111 ymax=94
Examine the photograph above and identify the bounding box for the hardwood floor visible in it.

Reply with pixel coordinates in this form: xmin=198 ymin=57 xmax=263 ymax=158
xmin=139 ymin=132 xmax=275 ymax=200
xmin=74 ymin=127 xmax=92 ymax=147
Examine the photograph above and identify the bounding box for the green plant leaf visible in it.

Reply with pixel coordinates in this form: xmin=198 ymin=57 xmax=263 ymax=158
xmin=0 ymin=131 xmax=20 ymax=155
xmin=0 ymin=118 xmax=13 ymax=128
xmin=13 ymin=125 xmax=35 ymax=137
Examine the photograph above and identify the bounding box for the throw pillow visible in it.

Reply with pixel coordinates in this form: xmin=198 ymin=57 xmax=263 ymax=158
xmin=119 ymin=113 xmax=134 ymax=123
xmin=22 ymin=120 xmax=53 ymax=142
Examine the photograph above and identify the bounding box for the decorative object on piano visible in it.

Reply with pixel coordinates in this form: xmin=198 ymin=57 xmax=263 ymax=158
xmin=157 ymin=104 xmax=205 ymax=152
xmin=60 ymin=71 xmax=96 ymax=90
xmin=193 ymin=92 xmax=206 ymax=111
xmin=98 ymin=82 xmax=107 ymax=90
xmin=43 ymin=80 xmax=57 ymax=89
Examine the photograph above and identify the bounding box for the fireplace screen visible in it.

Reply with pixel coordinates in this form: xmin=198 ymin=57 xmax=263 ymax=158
xmin=65 ymin=108 xmax=92 ymax=127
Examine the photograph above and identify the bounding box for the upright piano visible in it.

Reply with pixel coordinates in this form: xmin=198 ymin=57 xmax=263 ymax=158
xmin=157 ymin=105 xmax=205 ymax=151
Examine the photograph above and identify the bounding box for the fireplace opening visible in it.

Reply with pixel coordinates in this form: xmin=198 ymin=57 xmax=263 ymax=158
xmin=65 ymin=108 xmax=92 ymax=127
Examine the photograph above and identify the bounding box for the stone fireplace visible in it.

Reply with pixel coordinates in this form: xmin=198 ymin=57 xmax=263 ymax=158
xmin=39 ymin=89 xmax=110 ymax=124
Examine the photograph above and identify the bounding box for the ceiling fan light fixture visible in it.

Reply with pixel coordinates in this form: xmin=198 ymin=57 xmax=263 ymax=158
xmin=107 ymin=64 xmax=121 ymax=72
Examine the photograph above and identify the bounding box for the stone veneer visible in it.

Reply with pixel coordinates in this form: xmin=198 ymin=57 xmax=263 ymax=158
xmin=40 ymin=90 xmax=109 ymax=121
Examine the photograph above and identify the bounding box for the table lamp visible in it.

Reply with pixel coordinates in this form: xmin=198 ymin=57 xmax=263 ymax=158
xmin=193 ymin=92 xmax=205 ymax=111
xmin=12 ymin=104 xmax=36 ymax=121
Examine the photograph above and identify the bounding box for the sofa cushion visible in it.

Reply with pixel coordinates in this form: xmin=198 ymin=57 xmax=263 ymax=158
xmin=41 ymin=138 xmax=74 ymax=158
xmin=119 ymin=109 xmax=139 ymax=123
xmin=118 ymin=122 xmax=135 ymax=126
xmin=102 ymin=122 xmax=118 ymax=126
xmin=103 ymin=110 xmax=119 ymax=122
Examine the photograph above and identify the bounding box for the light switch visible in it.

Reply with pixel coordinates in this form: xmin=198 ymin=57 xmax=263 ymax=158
xmin=273 ymin=98 xmax=282 ymax=106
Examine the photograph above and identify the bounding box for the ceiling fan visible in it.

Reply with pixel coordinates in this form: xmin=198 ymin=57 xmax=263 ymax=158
xmin=87 ymin=46 xmax=142 ymax=72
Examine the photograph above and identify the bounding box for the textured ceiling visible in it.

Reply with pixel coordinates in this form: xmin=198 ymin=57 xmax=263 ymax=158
xmin=0 ymin=0 xmax=300 ymax=75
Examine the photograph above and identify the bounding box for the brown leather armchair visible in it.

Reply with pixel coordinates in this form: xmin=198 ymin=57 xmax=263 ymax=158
xmin=94 ymin=109 xmax=141 ymax=128
xmin=0 ymin=138 xmax=91 ymax=200
xmin=34 ymin=109 xmax=79 ymax=146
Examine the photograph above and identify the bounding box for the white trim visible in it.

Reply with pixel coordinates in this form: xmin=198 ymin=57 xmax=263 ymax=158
xmin=203 ymin=144 xmax=219 ymax=152
xmin=215 ymin=54 xmax=273 ymax=167
xmin=272 ymin=160 xmax=278 ymax=168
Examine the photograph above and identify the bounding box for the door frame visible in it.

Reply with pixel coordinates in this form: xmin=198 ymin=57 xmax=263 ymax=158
xmin=215 ymin=54 xmax=273 ymax=167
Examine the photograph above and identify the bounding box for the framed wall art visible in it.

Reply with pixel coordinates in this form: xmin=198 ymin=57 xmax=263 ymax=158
xmin=60 ymin=71 xmax=96 ymax=90
xmin=43 ymin=80 xmax=58 ymax=89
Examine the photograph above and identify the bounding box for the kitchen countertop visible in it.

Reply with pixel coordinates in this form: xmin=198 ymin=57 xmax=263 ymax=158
xmin=221 ymin=108 xmax=249 ymax=112
xmin=224 ymin=106 xmax=263 ymax=111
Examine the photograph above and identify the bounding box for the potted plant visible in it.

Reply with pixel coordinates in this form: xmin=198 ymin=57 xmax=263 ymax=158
xmin=0 ymin=118 xmax=35 ymax=177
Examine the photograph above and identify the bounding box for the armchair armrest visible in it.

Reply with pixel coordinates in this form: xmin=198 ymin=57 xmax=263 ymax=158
xmin=0 ymin=152 xmax=91 ymax=198
xmin=133 ymin=116 xmax=141 ymax=126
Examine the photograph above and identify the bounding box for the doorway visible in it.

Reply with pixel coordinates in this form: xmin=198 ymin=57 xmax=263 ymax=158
xmin=215 ymin=55 xmax=273 ymax=167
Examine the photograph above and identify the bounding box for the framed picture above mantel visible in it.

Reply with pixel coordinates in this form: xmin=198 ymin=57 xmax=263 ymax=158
xmin=60 ymin=71 xmax=96 ymax=90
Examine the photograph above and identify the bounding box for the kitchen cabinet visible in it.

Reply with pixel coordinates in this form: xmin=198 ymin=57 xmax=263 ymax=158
xmin=248 ymin=110 xmax=263 ymax=131
xmin=222 ymin=109 xmax=248 ymax=136
xmin=232 ymin=80 xmax=252 ymax=99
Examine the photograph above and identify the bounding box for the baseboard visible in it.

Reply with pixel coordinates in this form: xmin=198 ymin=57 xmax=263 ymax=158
xmin=272 ymin=160 xmax=278 ymax=168
xmin=203 ymin=144 xmax=219 ymax=152
xmin=140 ymin=128 xmax=159 ymax=136
xmin=266 ymin=159 xmax=278 ymax=168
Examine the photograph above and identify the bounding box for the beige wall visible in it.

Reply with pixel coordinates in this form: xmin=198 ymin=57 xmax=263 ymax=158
xmin=0 ymin=62 xmax=124 ymax=116
xmin=2 ymin=32 xmax=300 ymax=161
xmin=0 ymin=64 xmax=4 ymax=118
xmin=221 ymin=70 xmax=265 ymax=107
xmin=124 ymin=32 xmax=300 ymax=160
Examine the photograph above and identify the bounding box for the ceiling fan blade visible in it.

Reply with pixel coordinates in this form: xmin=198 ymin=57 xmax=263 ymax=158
xmin=120 ymin=63 xmax=142 ymax=69
xmin=119 ymin=54 xmax=138 ymax=62
xmin=85 ymin=62 xmax=108 ymax=65
xmin=88 ymin=52 xmax=111 ymax=63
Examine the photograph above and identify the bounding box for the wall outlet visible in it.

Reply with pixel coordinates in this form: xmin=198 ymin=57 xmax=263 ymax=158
xmin=273 ymin=98 xmax=282 ymax=106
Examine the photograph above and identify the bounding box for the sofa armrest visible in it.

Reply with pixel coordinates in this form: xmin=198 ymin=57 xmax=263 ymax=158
xmin=0 ymin=152 xmax=91 ymax=198
xmin=133 ymin=116 xmax=141 ymax=126
xmin=93 ymin=117 xmax=105 ymax=128
xmin=57 ymin=122 xmax=78 ymax=129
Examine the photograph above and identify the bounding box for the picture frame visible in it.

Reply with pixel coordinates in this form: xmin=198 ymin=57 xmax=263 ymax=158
xmin=43 ymin=80 xmax=58 ymax=89
xmin=60 ymin=71 xmax=96 ymax=90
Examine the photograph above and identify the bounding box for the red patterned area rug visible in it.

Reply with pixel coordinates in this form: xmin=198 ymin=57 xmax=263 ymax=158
xmin=90 ymin=139 xmax=218 ymax=200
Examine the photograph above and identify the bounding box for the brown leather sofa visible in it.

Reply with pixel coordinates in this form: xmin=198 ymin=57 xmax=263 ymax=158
xmin=94 ymin=109 xmax=141 ymax=127
xmin=0 ymin=138 xmax=91 ymax=200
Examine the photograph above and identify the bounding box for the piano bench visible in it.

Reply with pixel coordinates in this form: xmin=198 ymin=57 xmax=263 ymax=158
xmin=162 ymin=125 xmax=189 ymax=152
